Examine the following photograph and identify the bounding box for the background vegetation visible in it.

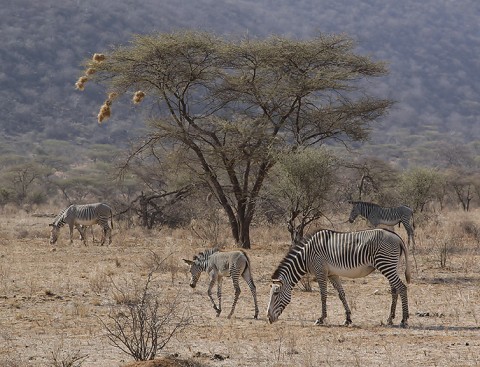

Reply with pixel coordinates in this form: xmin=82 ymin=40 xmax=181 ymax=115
xmin=1 ymin=1 xmax=479 ymax=241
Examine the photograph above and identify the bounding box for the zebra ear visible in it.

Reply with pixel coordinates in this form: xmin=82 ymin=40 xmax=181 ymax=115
xmin=49 ymin=223 xmax=54 ymax=227
xmin=183 ymin=259 xmax=194 ymax=265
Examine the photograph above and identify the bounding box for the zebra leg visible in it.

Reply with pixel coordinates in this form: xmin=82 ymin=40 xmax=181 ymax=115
xmin=75 ymin=225 xmax=87 ymax=245
xmin=207 ymin=276 xmax=221 ymax=316
xmin=314 ymin=272 xmax=328 ymax=325
xmin=399 ymin=283 xmax=409 ymax=328
xmin=227 ymin=276 xmax=241 ymax=319
xmin=68 ymin=224 xmax=75 ymax=245
xmin=217 ymin=277 xmax=223 ymax=317
xmin=107 ymin=225 xmax=112 ymax=245
xmin=100 ymin=225 xmax=106 ymax=246
xmin=387 ymin=285 xmax=398 ymax=325
xmin=329 ymin=275 xmax=352 ymax=325
xmin=383 ymin=273 xmax=409 ymax=327
xmin=242 ymin=271 xmax=259 ymax=319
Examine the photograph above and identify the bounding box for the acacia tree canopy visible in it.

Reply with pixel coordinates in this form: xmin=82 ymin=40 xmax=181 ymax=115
xmin=81 ymin=30 xmax=392 ymax=248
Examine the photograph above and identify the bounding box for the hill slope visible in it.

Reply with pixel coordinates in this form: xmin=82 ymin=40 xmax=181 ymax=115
xmin=1 ymin=0 xmax=479 ymax=165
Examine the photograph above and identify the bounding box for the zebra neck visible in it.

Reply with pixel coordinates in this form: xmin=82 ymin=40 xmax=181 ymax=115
xmin=53 ymin=216 xmax=66 ymax=227
xmin=275 ymin=246 xmax=308 ymax=287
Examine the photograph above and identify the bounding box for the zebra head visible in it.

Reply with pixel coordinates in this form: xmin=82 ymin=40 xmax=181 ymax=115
xmin=48 ymin=223 xmax=60 ymax=244
xmin=267 ymin=279 xmax=292 ymax=324
xmin=183 ymin=255 xmax=204 ymax=288
xmin=348 ymin=201 xmax=360 ymax=223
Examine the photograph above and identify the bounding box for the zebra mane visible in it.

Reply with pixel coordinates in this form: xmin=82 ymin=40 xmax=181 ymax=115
xmin=51 ymin=206 xmax=70 ymax=225
xmin=272 ymin=234 xmax=313 ymax=279
xmin=350 ymin=200 xmax=378 ymax=206
xmin=271 ymin=230 xmax=329 ymax=280
xmin=194 ymin=247 xmax=219 ymax=261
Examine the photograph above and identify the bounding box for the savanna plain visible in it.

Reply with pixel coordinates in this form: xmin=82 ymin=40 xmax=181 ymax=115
xmin=1 ymin=206 xmax=479 ymax=367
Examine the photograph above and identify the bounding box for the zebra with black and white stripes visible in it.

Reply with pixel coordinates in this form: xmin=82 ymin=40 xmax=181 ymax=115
xmin=348 ymin=201 xmax=415 ymax=246
xmin=267 ymin=228 xmax=410 ymax=327
xmin=183 ymin=248 xmax=259 ymax=319
xmin=49 ymin=203 xmax=113 ymax=245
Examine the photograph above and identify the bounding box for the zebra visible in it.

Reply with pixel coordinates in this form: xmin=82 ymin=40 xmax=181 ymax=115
xmin=267 ymin=228 xmax=411 ymax=327
xmin=183 ymin=248 xmax=259 ymax=319
xmin=49 ymin=203 xmax=113 ymax=245
xmin=348 ymin=201 xmax=415 ymax=246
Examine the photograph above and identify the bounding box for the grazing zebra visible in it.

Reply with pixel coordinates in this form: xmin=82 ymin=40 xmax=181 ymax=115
xmin=49 ymin=203 xmax=113 ymax=245
xmin=183 ymin=248 xmax=259 ymax=319
xmin=348 ymin=201 xmax=415 ymax=246
xmin=267 ymin=228 xmax=411 ymax=327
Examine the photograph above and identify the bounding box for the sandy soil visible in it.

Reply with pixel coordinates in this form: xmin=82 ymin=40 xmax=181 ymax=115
xmin=0 ymin=212 xmax=479 ymax=366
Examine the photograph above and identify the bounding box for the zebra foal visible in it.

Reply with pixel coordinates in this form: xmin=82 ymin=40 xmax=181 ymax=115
xmin=348 ymin=201 xmax=415 ymax=246
xmin=183 ymin=248 xmax=259 ymax=319
xmin=49 ymin=203 xmax=113 ymax=246
xmin=267 ymin=228 xmax=411 ymax=327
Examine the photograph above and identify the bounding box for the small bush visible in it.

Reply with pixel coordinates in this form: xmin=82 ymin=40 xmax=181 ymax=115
xmin=100 ymin=260 xmax=193 ymax=361
xmin=50 ymin=344 xmax=88 ymax=367
xmin=460 ymin=220 xmax=480 ymax=244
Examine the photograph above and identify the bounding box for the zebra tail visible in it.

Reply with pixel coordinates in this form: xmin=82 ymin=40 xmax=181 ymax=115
xmin=400 ymin=239 xmax=411 ymax=284
xmin=110 ymin=209 xmax=114 ymax=229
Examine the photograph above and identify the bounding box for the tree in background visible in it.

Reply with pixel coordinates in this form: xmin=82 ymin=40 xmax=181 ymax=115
xmin=346 ymin=157 xmax=400 ymax=204
xmin=400 ymin=167 xmax=442 ymax=212
xmin=79 ymin=31 xmax=391 ymax=248
xmin=266 ymin=148 xmax=339 ymax=245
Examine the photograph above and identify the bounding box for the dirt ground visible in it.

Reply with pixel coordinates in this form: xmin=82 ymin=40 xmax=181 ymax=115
xmin=0 ymin=210 xmax=479 ymax=366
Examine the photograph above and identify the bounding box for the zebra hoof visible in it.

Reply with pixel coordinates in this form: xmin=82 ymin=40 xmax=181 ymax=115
xmin=400 ymin=320 xmax=408 ymax=328
xmin=344 ymin=319 xmax=352 ymax=326
xmin=314 ymin=318 xmax=324 ymax=326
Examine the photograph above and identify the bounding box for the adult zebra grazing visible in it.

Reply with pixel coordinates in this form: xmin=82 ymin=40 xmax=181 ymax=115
xmin=267 ymin=228 xmax=411 ymax=327
xmin=183 ymin=248 xmax=259 ymax=319
xmin=348 ymin=201 xmax=415 ymax=246
xmin=49 ymin=203 xmax=113 ymax=246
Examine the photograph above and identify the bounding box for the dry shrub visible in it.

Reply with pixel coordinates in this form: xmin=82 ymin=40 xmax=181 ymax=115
xmin=89 ymin=268 xmax=112 ymax=294
xmin=122 ymin=355 xmax=209 ymax=367
xmin=16 ymin=229 xmax=28 ymax=239
xmin=101 ymin=270 xmax=193 ymax=361
xmin=142 ymin=250 xmax=183 ymax=284
xmin=459 ymin=220 xmax=480 ymax=244
xmin=50 ymin=342 xmax=88 ymax=367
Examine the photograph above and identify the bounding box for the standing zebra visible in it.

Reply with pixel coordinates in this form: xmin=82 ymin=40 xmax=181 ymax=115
xmin=348 ymin=201 xmax=415 ymax=246
xmin=49 ymin=203 xmax=113 ymax=245
xmin=183 ymin=248 xmax=259 ymax=319
xmin=267 ymin=228 xmax=410 ymax=327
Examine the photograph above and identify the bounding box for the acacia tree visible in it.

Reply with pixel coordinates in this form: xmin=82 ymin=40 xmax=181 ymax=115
xmin=79 ymin=31 xmax=391 ymax=248
xmin=267 ymin=148 xmax=339 ymax=245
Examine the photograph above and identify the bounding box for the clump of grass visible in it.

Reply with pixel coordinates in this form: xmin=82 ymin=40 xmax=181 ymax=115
xmin=16 ymin=229 xmax=28 ymax=239
xmin=89 ymin=269 xmax=111 ymax=294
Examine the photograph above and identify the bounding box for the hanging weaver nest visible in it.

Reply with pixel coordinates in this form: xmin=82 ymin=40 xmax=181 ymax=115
xmin=97 ymin=92 xmax=118 ymax=124
xmin=74 ymin=76 xmax=88 ymax=91
xmin=92 ymin=53 xmax=106 ymax=63
xmin=133 ymin=90 xmax=145 ymax=104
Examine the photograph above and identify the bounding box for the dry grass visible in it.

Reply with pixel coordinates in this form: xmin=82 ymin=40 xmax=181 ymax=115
xmin=0 ymin=208 xmax=480 ymax=366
